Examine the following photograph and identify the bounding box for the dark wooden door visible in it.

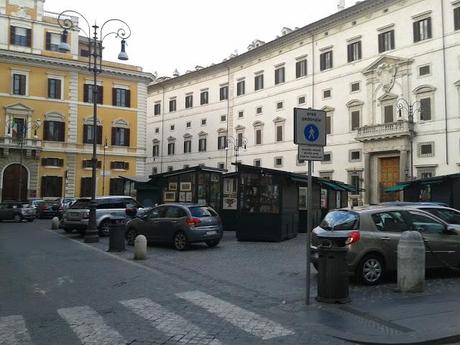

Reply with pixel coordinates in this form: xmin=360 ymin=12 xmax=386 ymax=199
xmin=2 ymin=164 xmax=28 ymax=201
xmin=380 ymin=157 xmax=400 ymax=202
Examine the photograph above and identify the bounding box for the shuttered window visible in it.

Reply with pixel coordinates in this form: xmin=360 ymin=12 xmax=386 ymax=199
xmin=82 ymin=160 xmax=102 ymax=169
xmin=219 ymin=86 xmax=228 ymax=101
xmin=296 ymin=59 xmax=307 ymax=78
xmin=41 ymin=176 xmax=63 ymax=198
xmin=351 ymin=111 xmax=360 ymax=130
xmin=83 ymin=124 xmax=103 ymax=144
xmin=48 ymin=79 xmax=62 ymax=99
xmin=112 ymin=88 xmax=131 ymax=107
xmin=420 ymin=98 xmax=431 ymax=121
xmin=46 ymin=32 xmax=62 ymax=51
xmin=200 ymin=91 xmax=209 ymax=105
xmin=110 ymin=178 xmax=125 ymax=196
xmin=274 ymin=67 xmax=285 ymax=85
xmin=12 ymin=74 xmax=26 ymax=95
xmin=43 ymin=121 xmax=65 ymax=142
xmin=198 ymin=138 xmax=207 ymax=152
xmin=320 ymin=51 xmax=333 ymax=71
xmin=111 ymin=127 xmax=130 ymax=146
xmin=254 ymin=74 xmax=264 ymax=91
xmin=41 ymin=158 xmax=64 ymax=167
xmin=413 ymin=17 xmax=432 ymax=42
xmin=80 ymin=177 xmax=92 ymax=197
xmin=378 ymin=30 xmax=395 ymax=53
xmin=110 ymin=161 xmax=129 ymax=170
xmin=455 ymin=7 xmax=460 ymax=31
xmin=347 ymin=41 xmax=362 ymax=62
xmin=83 ymin=84 xmax=103 ymax=104
xmin=10 ymin=26 xmax=31 ymax=47
xmin=236 ymin=80 xmax=245 ymax=96
xmin=384 ymin=105 xmax=394 ymax=123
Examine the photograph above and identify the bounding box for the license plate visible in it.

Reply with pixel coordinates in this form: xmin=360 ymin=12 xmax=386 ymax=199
xmin=206 ymin=231 xmax=217 ymax=235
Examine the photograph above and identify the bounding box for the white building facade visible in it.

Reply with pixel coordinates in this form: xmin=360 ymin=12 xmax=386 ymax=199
xmin=147 ymin=0 xmax=460 ymax=204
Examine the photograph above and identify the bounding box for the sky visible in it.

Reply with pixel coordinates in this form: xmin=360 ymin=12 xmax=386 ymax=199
xmin=45 ymin=0 xmax=353 ymax=77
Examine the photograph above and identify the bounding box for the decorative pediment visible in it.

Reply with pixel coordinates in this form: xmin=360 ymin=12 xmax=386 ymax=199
xmin=362 ymin=55 xmax=413 ymax=75
xmin=45 ymin=112 xmax=64 ymax=122
xmin=183 ymin=133 xmax=192 ymax=139
xmin=235 ymin=125 xmax=246 ymax=131
xmin=413 ymin=84 xmax=436 ymax=94
xmin=113 ymin=119 xmax=129 ymax=128
xmin=217 ymin=128 xmax=227 ymax=134
xmin=84 ymin=116 xmax=102 ymax=125
xmin=252 ymin=121 xmax=264 ymax=128
xmin=346 ymin=100 xmax=364 ymax=108
xmin=152 ymin=139 xmax=160 ymax=144
xmin=377 ymin=92 xmax=398 ymax=102
xmin=455 ymin=80 xmax=460 ymax=87
xmin=4 ymin=103 xmax=33 ymax=114
xmin=321 ymin=106 xmax=335 ymax=113
xmin=167 ymin=136 xmax=176 ymax=142
xmin=198 ymin=131 xmax=208 ymax=137
xmin=273 ymin=116 xmax=286 ymax=123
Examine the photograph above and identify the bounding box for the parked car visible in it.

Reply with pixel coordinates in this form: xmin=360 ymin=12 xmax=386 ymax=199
xmin=125 ymin=203 xmax=223 ymax=251
xmin=380 ymin=201 xmax=450 ymax=207
xmin=28 ymin=199 xmax=44 ymax=216
xmin=0 ymin=201 xmax=36 ymax=222
xmin=311 ymin=206 xmax=460 ymax=285
xmin=406 ymin=205 xmax=460 ymax=231
xmin=62 ymin=196 xmax=143 ymax=236
xmin=36 ymin=200 xmax=62 ymax=219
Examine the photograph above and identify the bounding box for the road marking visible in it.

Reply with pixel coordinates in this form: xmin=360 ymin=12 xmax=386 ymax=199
xmin=121 ymin=298 xmax=223 ymax=345
xmin=57 ymin=306 xmax=126 ymax=345
xmin=176 ymin=291 xmax=294 ymax=340
xmin=0 ymin=315 xmax=33 ymax=345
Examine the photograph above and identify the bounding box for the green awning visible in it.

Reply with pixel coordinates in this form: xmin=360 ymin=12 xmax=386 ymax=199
xmin=384 ymin=183 xmax=410 ymax=193
xmin=421 ymin=178 xmax=443 ymax=186
xmin=290 ymin=176 xmax=309 ymax=185
xmin=320 ymin=180 xmax=346 ymax=192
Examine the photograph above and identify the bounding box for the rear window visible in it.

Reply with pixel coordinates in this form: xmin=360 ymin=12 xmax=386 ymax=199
xmin=189 ymin=206 xmax=218 ymax=218
xmin=320 ymin=211 xmax=359 ymax=230
xmin=71 ymin=199 xmax=91 ymax=209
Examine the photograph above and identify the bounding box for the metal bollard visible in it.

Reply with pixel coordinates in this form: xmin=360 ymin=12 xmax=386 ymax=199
xmin=134 ymin=235 xmax=147 ymax=260
xmin=108 ymin=219 xmax=126 ymax=252
xmin=51 ymin=217 xmax=60 ymax=230
xmin=398 ymin=231 xmax=425 ymax=293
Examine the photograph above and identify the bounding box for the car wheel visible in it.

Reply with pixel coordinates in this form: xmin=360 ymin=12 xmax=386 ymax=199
xmin=357 ymin=254 xmax=385 ymax=285
xmin=14 ymin=214 xmax=22 ymax=223
xmin=205 ymin=239 xmax=220 ymax=248
xmin=173 ymin=232 xmax=188 ymax=251
xmin=126 ymin=228 xmax=137 ymax=246
xmin=98 ymin=220 xmax=111 ymax=237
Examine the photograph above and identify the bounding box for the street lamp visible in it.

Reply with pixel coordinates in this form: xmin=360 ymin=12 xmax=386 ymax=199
xmin=102 ymin=138 xmax=108 ymax=196
xmin=57 ymin=10 xmax=131 ymax=243
xmin=225 ymin=136 xmax=248 ymax=170
xmin=7 ymin=119 xmax=41 ymax=201
xmin=396 ymin=98 xmax=419 ymax=180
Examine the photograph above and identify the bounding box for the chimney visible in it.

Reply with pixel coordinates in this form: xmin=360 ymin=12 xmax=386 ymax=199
xmin=172 ymin=69 xmax=180 ymax=77
xmin=337 ymin=0 xmax=345 ymax=11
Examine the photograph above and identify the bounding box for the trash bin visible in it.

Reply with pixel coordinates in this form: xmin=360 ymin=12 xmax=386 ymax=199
xmin=315 ymin=234 xmax=351 ymax=304
xmin=108 ymin=218 xmax=126 ymax=252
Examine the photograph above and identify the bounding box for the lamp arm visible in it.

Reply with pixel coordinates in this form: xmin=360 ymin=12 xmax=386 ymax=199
xmin=57 ymin=10 xmax=91 ymax=39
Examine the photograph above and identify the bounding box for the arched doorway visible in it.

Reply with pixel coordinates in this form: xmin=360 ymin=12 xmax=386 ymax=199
xmin=2 ymin=164 xmax=28 ymax=201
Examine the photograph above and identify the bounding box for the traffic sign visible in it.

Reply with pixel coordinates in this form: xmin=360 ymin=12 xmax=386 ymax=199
xmin=294 ymin=108 xmax=326 ymax=146
xmin=298 ymin=145 xmax=324 ymax=161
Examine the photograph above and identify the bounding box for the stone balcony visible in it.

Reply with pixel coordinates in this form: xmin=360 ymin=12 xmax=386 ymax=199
xmin=355 ymin=120 xmax=414 ymax=142
xmin=0 ymin=136 xmax=42 ymax=157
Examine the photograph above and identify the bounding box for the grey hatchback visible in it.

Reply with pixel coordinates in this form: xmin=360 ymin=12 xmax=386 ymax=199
xmin=311 ymin=206 xmax=460 ymax=285
xmin=125 ymin=203 xmax=223 ymax=251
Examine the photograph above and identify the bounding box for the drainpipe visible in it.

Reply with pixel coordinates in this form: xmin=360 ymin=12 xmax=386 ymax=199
xmin=160 ymin=86 xmax=165 ymax=173
xmin=225 ymin=66 xmax=230 ymax=170
xmin=311 ymin=33 xmax=315 ymax=108
xmin=440 ymin=0 xmax=449 ymax=166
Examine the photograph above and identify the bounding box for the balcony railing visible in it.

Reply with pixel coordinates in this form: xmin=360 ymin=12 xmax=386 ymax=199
xmin=0 ymin=136 xmax=42 ymax=149
xmin=355 ymin=120 xmax=414 ymax=142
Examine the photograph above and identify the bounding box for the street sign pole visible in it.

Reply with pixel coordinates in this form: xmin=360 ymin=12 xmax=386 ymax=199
xmin=306 ymin=160 xmax=313 ymax=305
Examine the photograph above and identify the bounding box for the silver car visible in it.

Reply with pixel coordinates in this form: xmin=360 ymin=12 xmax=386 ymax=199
xmin=62 ymin=196 xmax=143 ymax=236
xmin=311 ymin=206 xmax=460 ymax=285
xmin=406 ymin=205 xmax=460 ymax=231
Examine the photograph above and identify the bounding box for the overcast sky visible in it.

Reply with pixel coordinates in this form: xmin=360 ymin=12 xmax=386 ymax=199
xmin=45 ymin=0 xmax=353 ymax=76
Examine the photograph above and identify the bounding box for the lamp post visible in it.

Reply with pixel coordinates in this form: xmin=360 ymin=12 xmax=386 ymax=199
xmin=102 ymin=138 xmax=108 ymax=196
xmin=7 ymin=119 xmax=41 ymax=201
xmin=57 ymin=10 xmax=131 ymax=243
xmin=225 ymin=136 xmax=248 ymax=170
xmin=396 ymin=98 xmax=419 ymax=180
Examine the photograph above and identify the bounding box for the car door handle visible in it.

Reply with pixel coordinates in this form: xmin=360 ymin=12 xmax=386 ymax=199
xmin=381 ymin=237 xmax=391 ymax=240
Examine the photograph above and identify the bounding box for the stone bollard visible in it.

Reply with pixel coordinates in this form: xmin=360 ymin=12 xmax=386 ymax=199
xmin=51 ymin=217 xmax=60 ymax=230
xmin=134 ymin=235 xmax=147 ymax=260
xmin=398 ymin=231 xmax=425 ymax=293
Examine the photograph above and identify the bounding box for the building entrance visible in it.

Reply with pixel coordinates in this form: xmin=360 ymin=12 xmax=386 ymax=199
xmin=379 ymin=157 xmax=400 ymax=202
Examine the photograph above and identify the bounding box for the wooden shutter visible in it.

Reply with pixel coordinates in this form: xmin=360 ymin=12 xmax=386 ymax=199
xmin=83 ymin=124 xmax=89 ymax=143
xmin=46 ymin=32 xmax=51 ymax=50
xmin=10 ymin=26 xmax=16 ymax=45
xmin=320 ymin=54 xmax=325 ymax=71
xmin=112 ymin=88 xmax=117 ymax=106
xmin=43 ymin=121 xmax=50 ymax=141
xmin=427 ymin=17 xmax=432 ymax=38
xmin=125 ymin=128 xmax=130 ymax=147
xmin=26 ymin=29 xmax=32 ymax=47
xmin=97 ymin=126 xmax=103 ymax=144
xmin=378 ymin=33 xmax=384 ymax=53
xmin=111 ymin=127 xmax=116 ymax=145
xmin=47 ymin=79 xmax=52 ymax=98
xmin=83 ymin=85 xmax=89 ymax=102
xmin=455 ymin=7 xmax=460 ymax=31
xmin=390 ymin=31 xmax=395 ymax=49
xmin=19 ymin=75 xmax=26 ymax=95
xmin=97 ymin=86 xmax=103 ymax=104
xmin=126 ymin=89 xmax=131 ymax=108
xmin=357 ymin=42 xmax=362 ymax=59
xmin=329 ymin=52 xmax=333 ymax=68
xmin=59 ymin=122 xmax=65 ymax=142
xmin=413 ymin=21 xmax=420 ymax=42
xmin=56 ymin=79 xmax=61 ymax=99
xmin=347 ymin=44 xmax=353 ymax=62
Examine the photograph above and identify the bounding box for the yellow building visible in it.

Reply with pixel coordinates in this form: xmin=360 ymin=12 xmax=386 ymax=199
xmin=0 ymin=0 xmax=152 ymax=201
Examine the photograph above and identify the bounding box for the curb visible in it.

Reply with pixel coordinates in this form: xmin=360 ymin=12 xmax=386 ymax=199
xmin=333 ymin=332 xmax=460 ymax=345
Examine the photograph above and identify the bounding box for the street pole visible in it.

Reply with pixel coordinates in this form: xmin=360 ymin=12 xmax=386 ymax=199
xmin=18 ymin=132 xmax=24 ymax=201
xmin=306 ymin=160 xmax=313 ymax=305
xmin=102 ymin=138 xmax=107 ymax=196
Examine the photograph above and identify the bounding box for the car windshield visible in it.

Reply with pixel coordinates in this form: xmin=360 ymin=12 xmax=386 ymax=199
xmin=188 ymin=206 xmax=217 ymax=218
xmin=320 ymin=210 xmax=359 ymax=230
xmin=425 ymin=208 xmax=460 ymax=225
xmin=70 ymin=199 xmax=91 ymax=209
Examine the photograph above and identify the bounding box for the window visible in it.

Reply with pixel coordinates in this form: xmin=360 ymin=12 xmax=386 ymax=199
xmin=254 ymin=159 xmax=261 ymax=167
xmin=320 ymin=51 xmax=333 ymax=71
xmin=82 ymin=160 xmax=102 ymax=169
xmin=198 ymin=138 xmax=207 ymax=152
xmin=48 ymin=78 xmax=62 ymax=99
xmin=349 ymin=172 xmax=362 ymax=195
xmin=109 ymin=178 xmax=125 ymax=196
xmin=351 ymin=82 xmax=360 ymax=92
xmin=323 ymin=152 xmax=332 ymax=162
xmin=168 ymin=142 xmax=175 ymax=156
xmin=319 ymin=172 xmax=332 ymax=179
xmin=238 ymin=111 xmax=244 ymax=118
xmin=183 ymin=165 xmax=190 ymax=169
xmin=419 ymin=65 xmax=431 ymax=76
xmin=186 ymin=121 xmax=191 ymax=128
xmin=254 ymin=74 xmax=264 ymax=91
xmin=274 ymin=66 xmax=285 ymax=85
xmin=326 ymin=116 xmax=331 ymax=135
xmin=184 ymin=139 xmax=192 ymax=153
xmin=83 ymin=124 xmax=102 ymax=144
xmin=111 ymin=127 xmax=130 ymax=146
xmin=84 ymin=84 xmax=103 ymax=104
xmin=185 ymin=94 xmax=193 ymax=108
xmin=378 ymin=30 xmax=395 ymax=53
xmin=274 ymin=157 xmax=283 ymax=168
xmin=218 ymin=163 xmax=225 ymax=170
xmin=41 ymin=176 xmax=63 ymax=198
xmin=323 ymin=89 xmax=331 ymax=99
xmin=407 ymin=211 xmax=445 ymax=234
xmin=155 ymin=128 xmax=159 ymax=134
xmin=43 ymin=121 xmax=65 ymax=142
xmin=153 ymin=102 xmax=161 ymax=115
xmin=276 ymin=125 xmax=283 ymax=142
xmin=152 ymin=167 xmax=158 ymax=175
xmin=12 ymin=73 xmax=26 ymax=95
xmin=347 ymin=41 xmax=362 ymax=62
xmin=220 ymin=115 xmax=226 ymax=122
xmin=455 ymin=7 xmax=460 ymax=31
xmin=417 ymin=167 xmax=436 ymax=179
xmin=167 ymin=166 xmax=174 ymax=172
xmin=349 ymin=150 xmax=361 ymax=162
xmin=351 ymin=111 xmax=360 ymax=130
xmin=201 ymin=119 xmax=207 ymax=126
xmin=255 ymin=129 xmax=262 ymax=145
xmin=220 ymin=85 xmax=229 ymax=100
xmin=413 ymin=17 xmax=432 ymax=42
xmin=169 ymin=98 xmax=177 ymax=112
xmin=276 ymin=102 xmax=283 ymax=110
xmin=418 ymin=142 xmax=434 ymax=157
xmin=41 ymin=158 xmax=64 ymax=167
xmin=371 ymin=211 xmax=408 ymax=233
xmin=218 ymin=135 xmax=227 ymax=150
xmin=420 ymin=97 xmax=431 ymax=121
xmin=111 ymin=161 xmax=129 ymax=170
xmin=237 ymin=80 xmax=245 ymax=96
xmin=296 ymin=59 xmax=307 ymax=78
xmin=200 ymin=90 xmax=209 ymax=105
xmin=384 ymin=105 xmax=394 ymax=123
xmin=170 ymin=125 xmax=175 ymax=131
xmin=298 ymin=96 xmax=306 ymax=105
xmin=237 ymin=132 xmax=244 ymax=147
xmin=256 ymin=107 xmax=263 ymax=115
xmin=113 ymin=88 xmax=130 ymax=107
xmin=80 ymin=177 xmax=92 ymax=197
xmin=152 ymin=144 xmax=159 ymax=157
xmin=46 ymin=32 xmax=62 ymax=51
xmin=10 ymin=26 xmax=31 ymax=47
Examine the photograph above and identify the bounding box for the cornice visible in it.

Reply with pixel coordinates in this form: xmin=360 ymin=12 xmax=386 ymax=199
xmin=0 ymin=49 xmax=154 ymax=82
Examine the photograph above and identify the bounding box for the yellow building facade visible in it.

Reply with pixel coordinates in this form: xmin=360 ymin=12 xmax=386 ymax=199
xmin=0 ymin=0 xmax=152 ymax=201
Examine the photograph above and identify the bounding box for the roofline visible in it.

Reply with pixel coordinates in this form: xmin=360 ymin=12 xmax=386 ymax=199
xmin=149 ymin=165 xmax=227 ymax=179
xmin=149 ymin=0 xmax=397 ymax=90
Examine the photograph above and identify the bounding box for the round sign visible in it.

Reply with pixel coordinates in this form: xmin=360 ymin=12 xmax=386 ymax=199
xmin=304 ymin=124 xmax=319 ymax=142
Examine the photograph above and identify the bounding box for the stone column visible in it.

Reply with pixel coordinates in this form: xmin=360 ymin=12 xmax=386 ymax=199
xmin=399 ymin=150 xmax=408 ymax=182
xmin=363 ymin=152 xmax=371 ymax=205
